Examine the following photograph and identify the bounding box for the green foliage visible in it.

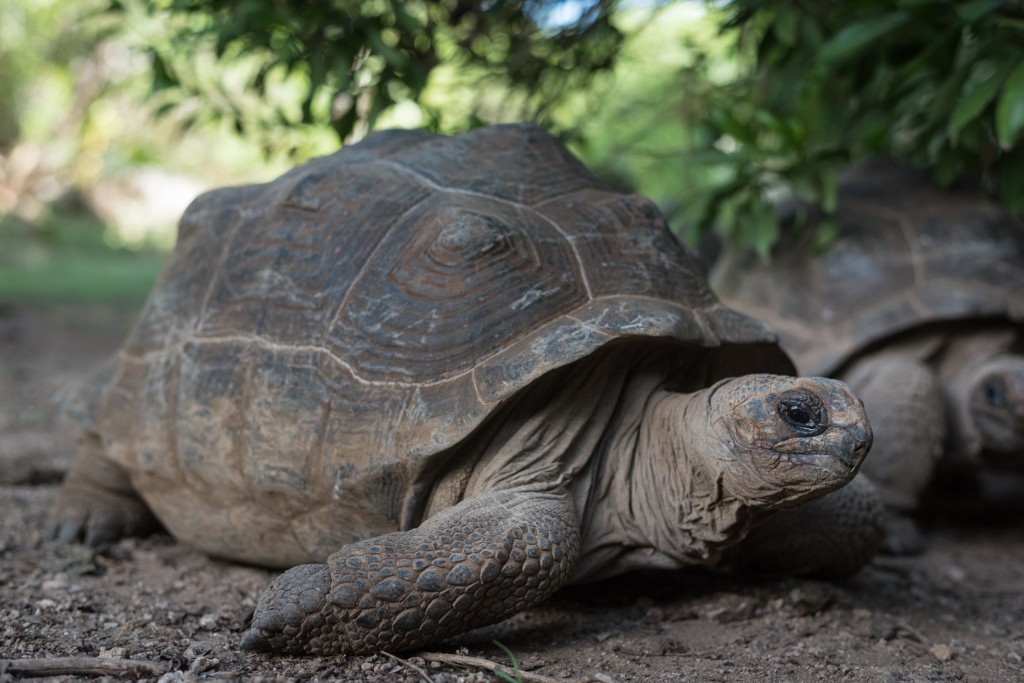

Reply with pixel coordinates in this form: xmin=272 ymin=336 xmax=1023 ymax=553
xmin=12 ymin=0 xmax=1023 ymax=268
xmin=676 ymin=0 xmax=1024 ymax=254
xmin=0 ymin=210 xmax=163 ymax=303
xmin=0 ymin=0 xmax=97 ymax=150
xmin=106 ymin=0 xmax=623 ymax=153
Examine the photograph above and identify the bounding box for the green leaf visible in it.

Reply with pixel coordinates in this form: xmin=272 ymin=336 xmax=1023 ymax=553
xmin=149 ymin=50 xmax=177 ymax=91
xmin=492 ymin=641 xmax=523 ymax=683
xmin=773 ymin=7 xmax=798 ymax=47
xmin=949 ymin=61 xmax=1014 ymax=142
xmin=997 ymin=17 xmax=1024 ymax=32
xmin=995 ymin=150 xmax=1024 ymax=214
xmin=814 ymin=218 xmax=840 ymax=252
xmin=933 ymin=146 xmax=962 ymax=186
xmin=741 ymin=198 xmax=780 ymax=260
xmin=753 ymin=110 xmax=798 ymax=146
xmin=817 ymin=169 xmax=839 ymax=214
xmin=818 ymin=12 xmax=908 ymax=64
xmin=710 ymin=107 xmax=756 ymax=146
xmin=996 ymin=60 xmax=1024 ymax=150
xmin=955 ymin=0 xmax=1002 ymax=23
xmin=922 ymin=63 xmax=970 ymax=133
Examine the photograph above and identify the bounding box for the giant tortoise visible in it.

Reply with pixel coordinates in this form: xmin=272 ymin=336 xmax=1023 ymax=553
xmin=713 ymin=160 xmax=1024 ymax=551
xmin=48 ymin=124 xmax=879 ymax=655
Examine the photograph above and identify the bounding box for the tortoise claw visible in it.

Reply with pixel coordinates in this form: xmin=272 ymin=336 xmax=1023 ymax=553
xmin=48 ymin=486 xmax=158 ymax=547
xmin=239 ymin=628 xmax=271 ymax=652
xmin=243 ymin=563 xmax=331 ymax=654
xmin=47 ymin=432 xmax=159 ymax=547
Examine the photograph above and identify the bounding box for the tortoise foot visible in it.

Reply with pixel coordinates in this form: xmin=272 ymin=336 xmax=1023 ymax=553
xmin=878 ymin=513 xmax=926 ymax=556
xmin=242 ymin=490 xmax=580 ymax=655
xmin=729 ymin=476 xmax=885 ymax=579
xmin=47 ymin=485 xmax=158 ymax=546
xmin=47 ymin=432 xmax=158 ymax=546
xmin=242 ymin=563 xmax=332 ymax=654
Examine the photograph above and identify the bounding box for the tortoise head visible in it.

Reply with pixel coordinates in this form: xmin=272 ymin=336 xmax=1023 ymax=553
xmin=707 ymin=374 xmax=872 ymax=505
xmin=967 ymin=355 xmax=1024 ymax=461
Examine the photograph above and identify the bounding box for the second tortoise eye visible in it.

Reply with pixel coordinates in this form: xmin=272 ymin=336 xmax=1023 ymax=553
xmin=777 ymin=392 xmax=826 ymax=435
xmin=982 ymin=377 xmax=1006 ymax=407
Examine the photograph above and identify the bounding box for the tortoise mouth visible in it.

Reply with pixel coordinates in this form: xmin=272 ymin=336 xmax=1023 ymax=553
xmin=974 ymin=411 xmax=1024 ymax=454
xmin=771 ymin=435 xmax=869 ymax=478
xmin=783 ymin=450 xmax=857 ymax=474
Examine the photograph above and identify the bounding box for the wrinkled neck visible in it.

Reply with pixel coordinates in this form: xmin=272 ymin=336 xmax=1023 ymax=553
xmin=573 ymin=383 xmax=755 ymax=581
xmin=637 ymin=389 xmax=755 ymax=558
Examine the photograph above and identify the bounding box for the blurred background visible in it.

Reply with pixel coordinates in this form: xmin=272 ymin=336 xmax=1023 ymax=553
xmin=1 ymin=0 xmax=1023 ymax=305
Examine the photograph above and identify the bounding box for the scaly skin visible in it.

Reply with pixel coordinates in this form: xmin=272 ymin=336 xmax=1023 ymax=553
xmin=240 ymin=490 xmax=580 ymax=655
xmin=845 ymin=354 xmax=947 ymax=512
xmin=843 ymin=353 xmax=946 ymax=554
xmin=726 ymin=475 xmax=884 ymax=579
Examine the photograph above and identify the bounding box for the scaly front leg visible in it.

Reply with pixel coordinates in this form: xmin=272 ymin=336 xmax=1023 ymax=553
xmin=241 ymin=490 xmax=581 ymax=655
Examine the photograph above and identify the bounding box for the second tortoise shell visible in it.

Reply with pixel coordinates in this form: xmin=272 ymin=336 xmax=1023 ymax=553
xmin=713 ymin=160 xmax=1024 ymax=376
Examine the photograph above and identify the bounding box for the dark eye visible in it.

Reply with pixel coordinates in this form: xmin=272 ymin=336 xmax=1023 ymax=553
xmin=778 ymin=392 xmax=826 ymax=435
xmin=982 ymin=378 xmax=1005 ymax=407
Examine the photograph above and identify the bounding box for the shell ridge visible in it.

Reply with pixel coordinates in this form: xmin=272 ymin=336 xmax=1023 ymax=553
xmin=117 ymin=335 xmax=472 ymax=389
xmin=376 ymin=158 xmax=595 ymax=300
xmin=531 ymin=208 xmax=593 ymax=301
xmin=322 ymin=193 xmax=433 ymax=340
xmin=233 ymin=347 xmax=258 ymax=490
xmin=163 ymin=351 xmax=183 ymax=481
xmin=376 ymin=158 xmax=530 ymax=207
xmin=195 ymin=205 xmax=251 ymax=331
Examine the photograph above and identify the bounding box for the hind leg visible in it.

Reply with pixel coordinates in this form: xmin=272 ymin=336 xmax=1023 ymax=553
xmin=46 ymin=431 xmax=159 ymax=546
xmin=727 ymin=475 xmax=885 ymax=579
xmin=845 ymin=354 xmax=947 ymax=554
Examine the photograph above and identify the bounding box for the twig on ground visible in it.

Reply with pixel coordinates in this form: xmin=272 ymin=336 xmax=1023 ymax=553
xmin=416 ymin=651 xmax=576 ymax=683
xmin=613 ymin=647 xmax=697 ymax=657
xmin=896 ymin=620 xmax=930 ymax=645
xmin=381 ymin=651 xmax=435 ymax=683
xmin=0 ymin=656 xmax=166 ymax=678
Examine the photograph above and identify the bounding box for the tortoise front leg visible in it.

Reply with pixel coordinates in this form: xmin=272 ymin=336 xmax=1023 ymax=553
xmin=725 ymin=475 xmax=885 ymax=579
xmin=241 ymin=490 xmax=581 ymax=655
xmin=845 ymin=354 xmax=947 ymax=554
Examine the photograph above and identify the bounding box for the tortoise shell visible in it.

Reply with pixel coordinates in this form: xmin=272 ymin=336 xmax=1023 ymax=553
xmin=712 ymin=160 xmax=1024 ymax=376
xmin=76 ymin=124 xmax=786 ymax=564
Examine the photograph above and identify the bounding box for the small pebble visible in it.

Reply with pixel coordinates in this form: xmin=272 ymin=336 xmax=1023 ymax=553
xmin=788 ymin=583 xmax=835 ymax=616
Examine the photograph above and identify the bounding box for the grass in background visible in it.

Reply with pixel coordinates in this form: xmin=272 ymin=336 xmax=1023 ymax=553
xmin=0 ymin=207 xmax=165 ymax=305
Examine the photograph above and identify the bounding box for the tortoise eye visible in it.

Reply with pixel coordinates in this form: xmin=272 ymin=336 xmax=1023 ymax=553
xmin=777 ymin=392 xmax=826 ymax=435
xmin=982 ymin=378 xmax=1006 ymax=407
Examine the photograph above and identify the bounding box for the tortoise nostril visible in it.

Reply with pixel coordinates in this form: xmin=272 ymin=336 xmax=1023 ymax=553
xmin=851 ymin=438 xmax=870 ymax=466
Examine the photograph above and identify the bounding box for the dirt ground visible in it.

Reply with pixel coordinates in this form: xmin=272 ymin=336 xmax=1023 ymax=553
xmin=2 ymin=303 xmax=1024 ymax=683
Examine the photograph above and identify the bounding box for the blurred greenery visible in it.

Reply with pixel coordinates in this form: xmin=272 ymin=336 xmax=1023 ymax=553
xmin=2 ymin=0 xmax=1023 ymax=304
xmin=0 ymin=208 xmax=163 ymax=303
xmin=108 ymin=0 xmax=623 ymax=151
xmin=673 ymin=0 xmax=1024 ymax=256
